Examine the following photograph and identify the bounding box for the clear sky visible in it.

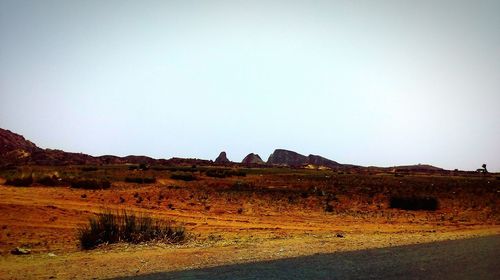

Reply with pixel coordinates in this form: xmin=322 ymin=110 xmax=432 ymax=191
xmin=1 ymin=0 xmax=499 ymax=171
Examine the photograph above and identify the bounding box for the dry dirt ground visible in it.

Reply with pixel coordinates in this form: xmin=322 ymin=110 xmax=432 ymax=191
xmin=0 ymin=166 xmax=498 ymax=279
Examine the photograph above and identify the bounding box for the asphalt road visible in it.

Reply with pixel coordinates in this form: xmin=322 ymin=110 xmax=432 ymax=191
xmin=120 ymin=235 xmax=500 ymax=280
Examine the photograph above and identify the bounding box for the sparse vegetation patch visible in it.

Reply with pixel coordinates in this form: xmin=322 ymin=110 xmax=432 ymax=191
xmin=78 ymin=211 xmax=186 ymax=249
xmin=36 ymin=175 xmax=60 ymax=186
xmin=205 ymin=169 xmax=246 ymax=178
xmin=71 ymin=179 xmax=111 ymax=190
xmin=5 ymin=176 xmax=33 ymax=186
xmin=390 ymin=196 xmax=439 ymax=211
xmin=170 ymin=172 xmax=196 ymax=181
xmin=81 ymin=166 xmax=99 ymax=172
xmin=124 ymin=177 xmax=156 ymax=184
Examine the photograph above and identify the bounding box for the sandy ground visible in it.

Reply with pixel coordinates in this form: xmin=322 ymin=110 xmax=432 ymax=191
xmin=0 ymin=171 xmax=498 ymax=279
xmin=1 ymin=227 xmax=498 ymax=279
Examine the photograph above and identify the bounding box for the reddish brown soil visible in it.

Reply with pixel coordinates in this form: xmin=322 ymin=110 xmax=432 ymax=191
xmin=0 ymin=166 xmax=498 ymax=279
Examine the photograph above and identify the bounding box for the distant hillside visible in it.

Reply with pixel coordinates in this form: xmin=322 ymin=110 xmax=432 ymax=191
xmin=0 ymin=128 xmax=159 ymax=166
xmin=393 ymin=164 xmax=444 ymax=172
xmin=0 ymin=127 xmax=448 ymax=171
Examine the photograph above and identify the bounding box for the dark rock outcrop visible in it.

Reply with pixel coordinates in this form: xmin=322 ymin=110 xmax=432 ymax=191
xmin=0 ymin=128 xmax=42 ymax=165
xmin=241 ymin=153 xmax=265 ymax=165
xmin=267 ymin=149 xmax=308 ymax=166
xmin=0 ymin=128 xmax=40 ymax=155
xmin=267 ymin=149 xmax=342 ymax=168
xmin=214 ymin=151 xmax=231 ymax=164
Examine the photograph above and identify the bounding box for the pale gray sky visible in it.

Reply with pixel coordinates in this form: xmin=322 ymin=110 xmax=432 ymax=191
xmin=1 ymin=0 xmax=499 ymax=171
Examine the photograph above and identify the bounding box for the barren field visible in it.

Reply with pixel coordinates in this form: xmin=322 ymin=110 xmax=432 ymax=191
xmin=0 ymin=165 xmax=499 ymax=279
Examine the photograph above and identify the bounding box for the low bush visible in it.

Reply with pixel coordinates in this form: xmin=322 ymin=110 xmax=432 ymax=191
xmin=78 ymin=211 xmax=186 ymax=249
xmin=71 ymin=179 xmax=111 ymax=190
xmin=81 ymin=167 xmax=99 ymax=172
xmin=205 ymin=169 xmax=246 ymax=178
xmin=170 ymin=172 xmax=196 ymax=181
xmin=151 ymin=166 xmax=169 ymax=171
xmin=36 ymin=176 xmax=60 ymax=186
xmin=128 ymin=164 xmax=148 ymax=171
xmin=128 ymin=165 xmax=139 ymax=171
xmin=324 ymin=204 xmax=334 ymax=212
xmin=124 ymin=177 xmax=156 ymax=184
xmin=5 ymin=176 xmax=33 ymax=186
xmin=389 ymin=196 xmax=439 ymax=211
xmin=0 ymin=164 xmax=17 ymax=171
xmin=205 ymin=169 xmax=227 ymax=178
xmin=222 ymin=181 xmax=254 ymax=193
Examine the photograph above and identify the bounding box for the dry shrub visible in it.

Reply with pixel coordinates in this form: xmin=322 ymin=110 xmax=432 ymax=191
xmin=124 ymin=177 xmax=156 ymax=184
xmin=5 ymin=176 xmax=33 ymax=186
xmin=36 ymin=176 xmax=60 ymax=186
xmin=389 ymin=196 xmax=439 ymax=211
xmin=81 ymin=166 xmax=99 ymax=172
xmin=170 ymin=172 xmax=196 ymax=181
xmin=71 ymin=179 xmax=111 ymax=190
xmin=205 ymin=169 xmax=246 ymax=178
xmin=78 ymin=210 xmax=185 ymax=249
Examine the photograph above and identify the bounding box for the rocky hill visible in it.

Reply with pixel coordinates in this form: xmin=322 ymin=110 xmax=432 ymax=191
xmin=267 ymin=149 xmax=343 ymax=168
xmin=214 ymin=151 xmax=231 ymax=164
xmin=0 ymin=128 xmax=42 ymax=165
xmin=241 ymin=153 xmax=265 ymax=165
xmin=0 ymin=128 xmax=159 ymax=166
xmin=0 ymin=128 xmax=40 ymax=155
xmin=267 ymin=149 xmax=307 ymax=166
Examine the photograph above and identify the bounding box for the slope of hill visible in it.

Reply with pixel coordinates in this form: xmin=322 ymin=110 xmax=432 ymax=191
xmin=393 ymin=164 xmax=444 ymax=172
xmin=0 ymin=128 xmax=42 ymax=165
xmin=307 ymin=154 xmax=342 ymax=168
xmin=0 ymin=128 xmax=155 ymax=166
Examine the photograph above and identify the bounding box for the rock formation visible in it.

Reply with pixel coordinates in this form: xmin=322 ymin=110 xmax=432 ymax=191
xmin=214 ymin=151 xmax=231 ymax=164
xmin=0 ymin=128 xmax=40 ymax=155
xmin=267 ymin=149 xmax=308 ymax=166
xmin=241 ymin=153 xmax=265 ymax=165
xmin=267 ymin=149 xmax=342 ymax=168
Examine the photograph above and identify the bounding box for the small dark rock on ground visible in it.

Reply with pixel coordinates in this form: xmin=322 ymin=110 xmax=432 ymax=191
xmin=11 ymin=247 xmax=31 ymax=255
